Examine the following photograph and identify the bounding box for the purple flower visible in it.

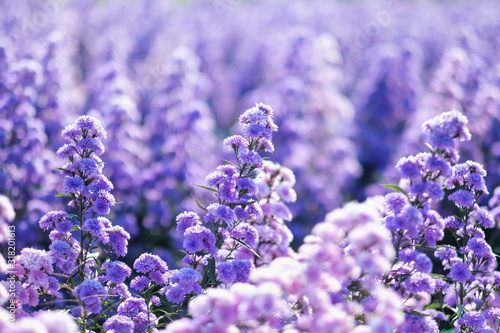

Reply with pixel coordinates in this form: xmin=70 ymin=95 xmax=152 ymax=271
xmin=183 ymin=225 xmax=217 ymax=255
xmin=396 ymin=156 xmax=421 ymax=180
xmin=107 ymin=226 xmax=130 ymax=257
xmin=39 ymin=211 xmax=69 ymax=231
xmin=217 ymin=262 xmax=236 ymax=284
xmin=230 ymin=223 xmax=259 ymax=248
xmin=401 ymin=314 xmax=439 ymax=333
xmin=449 ymin=189 xmax=474 ymax=209
xmin=103 ymin=315 xmax=134 ymax=333
xmin=476 ymin=208 xmax=495 ymax=228
xmin=424 ymin=155 xmax=453 ymax=178
xmin=49 ymin=240 xmax=73 ymax=259
xmin=82 ymin=218 xmax=106 ymax=239
xmin=56 ymin=144 xmax=77 ymax=159
xmin=74 ymin=279 xmax=106 ymax=314
xmin=244 ymin=123 xmax=272 ymax=140
xmin=204 ymin=204 xmax=236 ymax=227
xmin=223 ymin=135 xmax=249 ymax=150
xmin=466 ymin=238 xmax=492 ymax=258
xmin=232 ymin=259 xmax=253 ymax=283
xmin=457 ymin=311 xmax=486 ymax=330
xmin=76 ymin=138 xmax=105 ymax=155
xmin=131 ymin=276 xmax=151 ymax=291
xmin=165 ymin=285 xmax=186 ymax=304
xmin=218 ymin=183 xmax=239 ymax=203
xmin=62 ymin=176 xmax=85 ymax=194
xmin=76 ymin=115 xmax=106 ymax=138
xmin=176 ymin=211 xmax=201 ymax=233
xmin=62 ymin=124 xmax=82 ymax=141
xmin=133 ymin=253 xmax=168 ymax=274
xmin=151 ymin=295 xmax=161 ymax=306
xmin=79 ymin=158 xmax=99 ymax=176
xmin=448 ymin=261 xmax=472 ymax=283
xmin=117 ymin=297 xmax=148 ymax=317
xmin=170 ymin=267 xmax=202 ymax=291
xmin=385 ymin=193 xmax=409 ymax=214
xmin=103 ymin=261 xmax=132 ymax=284
xmin=239 ymin=150 xmax=263 ymax=168
xmin=237 ymin=178 xmax=258 ymax=197
xmin=414 ymin=253 xmax=433 ymax=274
xmin=468 ymin=173 xmax=488 ymax=193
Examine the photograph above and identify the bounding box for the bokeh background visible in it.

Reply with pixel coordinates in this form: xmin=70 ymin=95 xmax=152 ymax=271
xmin=2 ymin=0 xmax=500 ymax=266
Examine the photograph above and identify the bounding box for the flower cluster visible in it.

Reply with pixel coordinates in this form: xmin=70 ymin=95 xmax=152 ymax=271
xmin=383 ymin=110 xmax=500 ymax=332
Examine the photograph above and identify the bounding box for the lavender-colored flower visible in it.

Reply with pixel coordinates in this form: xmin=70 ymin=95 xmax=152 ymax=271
xmin=204 ymin=204 xmax=236 ymax=227
xmin=396 ymin=156 xmax=421 ymax=180
xmin=183 ymin=225 xmax=217 ymax=255
xmin=216 ymin=262 xmax=236 ymax=284
xmin=56 ymin=144 xmax=77 ymax=159
xmin=230 ymin=223 xmax=259 ymax=248
xmin=150 ymin=295 xmax=161 ymax=307
xmin=448 ymin=261 xmax=472 ymax=283
xmin=457 ymin=311 xmax=486 ymax=330
xmin=476 ymin=208 xmax=495 ymax=228
xmin=103 ymin=261 xmax=132 ymax=284
xmin=239 ymin=150 xmax=263 ymax=168
xmin=232 ymin=259 xmax=253 ymax=283
xmin=75 ymin=138 xmax=105 ymax=156
xmin=117 ymin=297 xmax=148 ymax=317
xmin=62 ymin=176 xmax=85 ymax=195
xmin=449 ymin=189 xmax=474 ymax=208
xmin=62 ymin=124 xmax=83 ymax=141
xmin=130 ymin=276 xmax=151 ymax=292
xmin=237 ymin=178 xmax=259 ymax=197
xmin=176 ymin=211 xmax=201 ymax=233
xmin=133 ymin=253 xmax=168 ymax=274
xmin=218 ymin=183 xmax=239 ymax=202
xmin=39 ymin=211 xmax=69 ymax=231
xmin=107 ymin=226 xmax=130 ymax=257
xmin=413 ymin=253 xmax=433 ymax=274
xmin=223 ymin=135 xmax=249 ymax=150
xmin=424 ymin=154 xmax=453 ymax=178
xmin=19 ymin=248 xmax=53 ymax=273
xmin=466 ymin=238 xmax=493 ymax=258
xmin=165 ymin=285 xmax=186 ymax=304
xmin=103 ymin=315 xmax=134 ymax=333
xmin=385 ymin=193 xmax=408 ymax=215
xmin=170 ymin=268 xmax=202 ymax=290
xmin=74 ymin=279 xmax=106 ymax=314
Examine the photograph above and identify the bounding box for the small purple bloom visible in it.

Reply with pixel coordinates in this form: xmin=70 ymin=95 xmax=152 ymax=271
xmin=62 ymin=176 xmax=85 ymax=194
xmin=176 ymin=211 xmax=201 ymax=233
xmin=449 ymin=189 xmax=474 ymax=209
xmin=448 ymin=261 xmax=472 ymax=283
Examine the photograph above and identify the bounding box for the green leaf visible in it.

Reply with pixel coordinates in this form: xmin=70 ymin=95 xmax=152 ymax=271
xmin=196 ymin=198 xmax=209 ymax=213
xmin=53 ymin=167 xmax=73 ymax=174
xmin=194 ymin=184 xmax=219 ymax=193
xmin=232 ymin=237 xmax=267 ymax=263
xmin=424 ymin=303 xmax=441 ymax=310
xmin=220 ymin=159 xmax=236 ymax=166
xmin=440 ymin=330 xmax=454 ymax=333
xmin=379 ymin=184 xmax=407 ymax=195
xmin=208 ymin=257 xmax=216 ymax=284
xmin=55 ymin=192 xmax=67 ymax=197
xmin=84 ymin=177 xmax=95 ymax=186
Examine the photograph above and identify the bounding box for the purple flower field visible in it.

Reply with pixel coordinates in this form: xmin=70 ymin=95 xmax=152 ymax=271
xmin=2 ymin=0 xmax=500 ymax=332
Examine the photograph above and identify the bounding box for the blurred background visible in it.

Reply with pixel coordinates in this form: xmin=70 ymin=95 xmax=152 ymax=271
xmin=1 ymin=0 xmax=500 ymax=266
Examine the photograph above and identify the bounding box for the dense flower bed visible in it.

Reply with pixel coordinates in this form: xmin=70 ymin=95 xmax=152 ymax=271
xmin=1 ymin=0 xmax=500 ymax=332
